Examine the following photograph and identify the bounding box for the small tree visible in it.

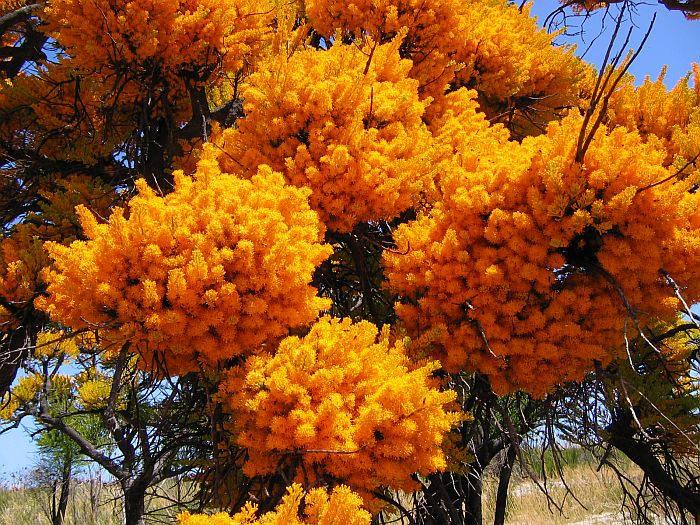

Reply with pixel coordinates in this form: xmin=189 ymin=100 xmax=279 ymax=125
xmin=1 ymin=332 xmax=211 ymax=525
xmin=35 ymin=426 xmax=87 ymax=525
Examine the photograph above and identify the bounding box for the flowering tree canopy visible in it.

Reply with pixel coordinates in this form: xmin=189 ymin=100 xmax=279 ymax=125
xmin=1 ymin=0 xmax=698 ymax=523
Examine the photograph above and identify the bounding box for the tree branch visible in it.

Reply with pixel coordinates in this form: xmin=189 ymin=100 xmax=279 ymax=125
xmin=37 ymin=403 xmax=127 ymax=480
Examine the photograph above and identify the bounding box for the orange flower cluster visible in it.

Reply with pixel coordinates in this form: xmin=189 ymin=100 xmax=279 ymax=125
xmin=178 ymin=484 xmax=371 ymax=525
xmin=607 ymin=67 xmax=699 ymax=144
xmin=0 ymin=0 xmax=22 ymax=16
xmin=305 ymin=0 xmax=462 ymax=43
xmin=0 ymin=175 xmax=118 ymax=332
xmin=28 ymin=176 xmax=121 ymax=242
xmin=304 ymin=0 xmax=466 ymax=98
xmin=220 ymin=317 xmax=460 ymax=495
xmin=37 ymin=163 xmax=332 ymax=374
xmin=424 ymin=88 xmax=512 ymax=186
xmin=605 ymin=65 xmax=700 ymax=179
xmin=305 ymin=0 xmax=589 ymax=133
xmin=213 ymin=39 xmax=436 ymax=232
xmin=0 ymin=228 xmax=48 ymax=329
xmin=44 ymin=0 xmax=272 ymax=79
xmin=448 ymin=1 xmax=588 ymax=125
xmin=385 ymin=113 xmax=700 ymax=396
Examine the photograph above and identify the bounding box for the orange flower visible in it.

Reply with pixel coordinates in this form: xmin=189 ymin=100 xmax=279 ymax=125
xmin=220 ymin=317 xmax=461 ymax=497
xmin=37 ymin=164 xmax=332 ymax=374
xmin=385 ymin=113 xmax=700 ymax=397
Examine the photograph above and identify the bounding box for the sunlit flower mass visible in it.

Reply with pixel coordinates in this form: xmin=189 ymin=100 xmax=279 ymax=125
xmin=385 ymin=112 xmax=700 ymax=396
xmin=1 ymin=0 xmax=699 ymax=521
xmin=213 ymin=38 xmax=436 ymax=232
xmin=219 ymin=316 xmax=461 ymax=498
xmin=37 ymin=163 xmax=332 ymax=374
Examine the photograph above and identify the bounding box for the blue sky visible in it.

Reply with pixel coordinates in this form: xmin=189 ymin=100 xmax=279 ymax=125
xmin=0 ymin=419 xmax=37 ymax=483
xmin=529 ymin=0 xmax=700 ymax=85
xmin=1 ymin=1 xmax=699 ymax=481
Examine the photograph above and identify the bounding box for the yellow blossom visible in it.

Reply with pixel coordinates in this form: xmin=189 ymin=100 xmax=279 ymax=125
xmin=385 ymin=113 xmax=700 ymax=397
xmin=178 ymin=484 xmax=371 ymax=525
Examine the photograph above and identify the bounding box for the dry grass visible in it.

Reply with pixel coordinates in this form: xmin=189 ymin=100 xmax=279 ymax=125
xmin=0 ymin=481 xmax=122 ymax=525
xmin=378 ymin=451 xmax=663 ymax=525
xmin=0 ymin=458 xmax=665 ymax=525
xmin=482 ymin=462 xmax=646 ymax=524
xmin=0 ymin=477 xmax=193 ymax=525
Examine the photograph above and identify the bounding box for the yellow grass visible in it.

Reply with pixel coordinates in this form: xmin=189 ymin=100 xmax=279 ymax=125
xmin=0 ymin=461 xmax=663 ymax=525
xmin=0 ymin=478 xmax=191 ymax=525
xmin=482 ymin=463 xmax=646 ymax=524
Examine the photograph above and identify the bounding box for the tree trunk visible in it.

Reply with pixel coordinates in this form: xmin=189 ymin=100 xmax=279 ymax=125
xmin=437 ymin=472 xmax=466 ymax=524
xmin=122 ymin=480 xmax=148 ymax=525
xmin=0 ymin=321 xmax=36 ymax=398
xmin=607 ymin=416 xmax=700 ymax=517
xmin=493 ymin=445 xmax=517 ymax=525
xmin=51 ymin=459 xmax=72 ymax=525
xmin=465 ymin=467 xmax=483 ymax=525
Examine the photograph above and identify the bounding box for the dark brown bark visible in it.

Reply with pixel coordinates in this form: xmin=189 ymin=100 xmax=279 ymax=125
xmin=142 ymin=119 xmax=174 ymax=193
xmin=346 ymin=233 xmax=381 ymax=325
xmin=0 ymin=25 xmax=48 ymax=78
xmin=0 ymin=4 xmax=42 ymax=34
xmin=658 ymin=0 xmax=700 ymax=14
xmin=416 ymin=474 xmax=452 ymax=524
xmin=465 ymin=468 xmax=483 ymax=525
xmin=0 ymin=307 xmax=42 ymax=398
xmin=0 ymin=329 xmax=30 ymax=399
